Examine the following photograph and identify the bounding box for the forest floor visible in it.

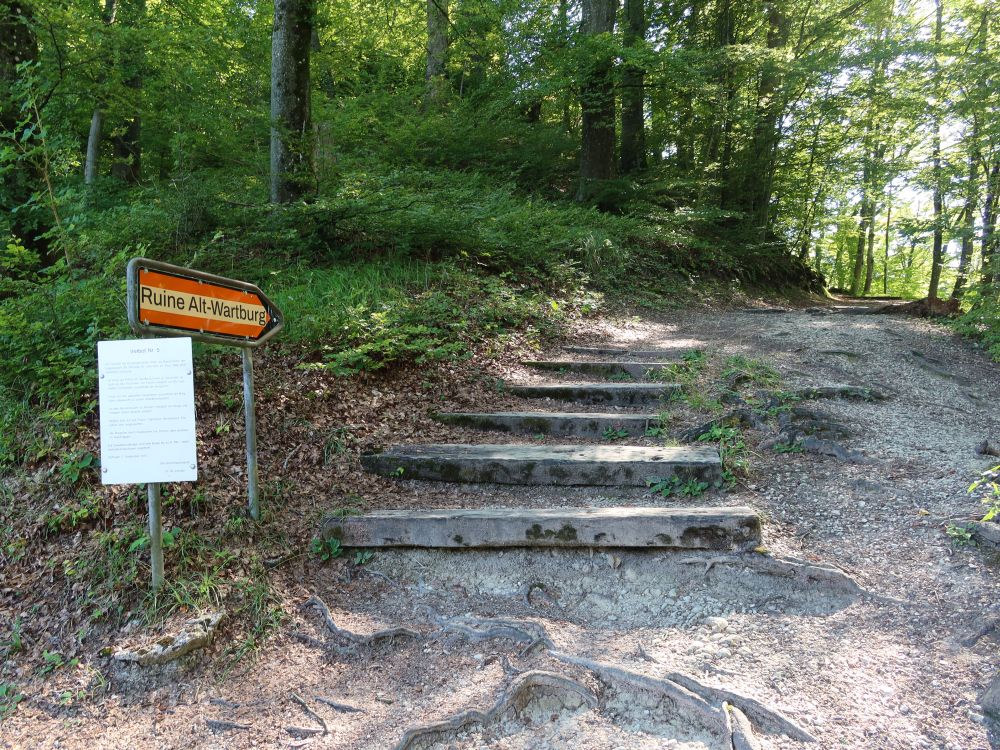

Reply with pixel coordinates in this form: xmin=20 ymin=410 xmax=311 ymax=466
xmin=3 ymin=298 xmax=1000 ymax=749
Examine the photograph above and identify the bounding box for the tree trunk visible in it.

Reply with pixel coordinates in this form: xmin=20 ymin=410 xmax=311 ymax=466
xmin=814 ymin=223 xmax=826 ymax=276
xmin=1 ymin=0 xmax=40 ymax=246
xmin=1 ymin=0 xmax=37 ymax=134
xmin=84 ymin=0 xmax=117 ymax=185
xmin=110 ymin=0 xmax=144 ymax=185
xmin=952 ymin=117 xmax=981 ymax=298
xmin=559 ymin=0 xmax=571 ymax=132
xmin=715 ymin=0 xmax=737 ymax=209
xmin=982 ymin=160 xmax=999 ymax=288
xmin=883 ymin=201 xmax=891 ymax=295
xmin=676 ymin=0 xmax=700 ymax=172
xmin=927 ymin=0 xmax=944 ymax=302
xmin=576 ymin=0 xmax=618 ymax=205
xmin=620 ymin=0 xmax=646 ymax=175
xmin=740 ymin=1 xmax=790 ymax=231
xmin=863 ymin=203 xmax=876 ymax=293
xmin=270 ymin=0 xmax=313 ymax=203
xmin=425 ymin=0 xmax=448 ymax=105
xmin=84 ymin=110 xmax=103 ymax=185
xmin=850 ymin=201 xmax=869 ymax=296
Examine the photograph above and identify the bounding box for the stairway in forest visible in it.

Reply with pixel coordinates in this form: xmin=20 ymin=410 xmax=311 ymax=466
xmin=343 ymin=344 xmax=759 ymax=553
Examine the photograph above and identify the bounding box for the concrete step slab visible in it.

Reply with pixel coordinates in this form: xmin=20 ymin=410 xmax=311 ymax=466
xmin=325 ymin=506 xmax=761 ymax=551
xmin=506 ymin=382 xmax=680 ymax=406
xmin=523 ymin=360 xmax=675 ymax=379
xmin=361 ymin=443 xmax=721 ymax=486
xmin=565 ymin=346 xmax=691 ymax=359
xmin=433 ymin=411 xmax=663 ymax=437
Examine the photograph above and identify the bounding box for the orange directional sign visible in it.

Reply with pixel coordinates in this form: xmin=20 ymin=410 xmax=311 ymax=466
xmin=127 ymin=258 xmax=283 ymax=347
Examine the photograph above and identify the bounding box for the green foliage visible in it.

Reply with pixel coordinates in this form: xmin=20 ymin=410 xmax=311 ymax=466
xmin=722 ymin=356 xmax=781 ymax=389
xmin=43 ymin=490 xmax=101 ymax=534
xmin=310 ymin=536 xmax=343 ymax=562
xmin=648 ymin=475 xmax=710 ymax=499
xmin=772 ymin=441 xmax=804 ymax=454
xmin=57 ymin=451 xmax=95 ymax=485
xmin=0 ymin=619 xmax=23 ymax=659
xmin=602 ymin=426 xmax=630 ymax=441
xmin=954 ymin=291 xmax=1000 ymax=361
xmin=0 ymin=682 xmax=23 ymax=721
xmin=945 ymin=523 xmax=975 ymax=547
xmin=697 ymin=425 xmax=750 ymax=485
xmin=38 ymin=650 xmax=77 ymax=676
xmin=970 ymin=465 xmax=1000 ymax=522
xmin=353 ymin=550 xmax=374 ymax=566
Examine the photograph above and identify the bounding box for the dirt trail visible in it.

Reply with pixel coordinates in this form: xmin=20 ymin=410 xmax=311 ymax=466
xmin=4 ymin=304 xmax=1000 ymax=750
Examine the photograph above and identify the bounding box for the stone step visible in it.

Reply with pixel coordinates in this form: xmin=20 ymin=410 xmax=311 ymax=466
xmin=434 ymin=411 xmax=663 ymax=437
xmin=523 ymin=360 xmax=675 ymax=379
xmin=325 ymin=506 xmax=761 ymax=551
xmin=361 ymin=443 xmax=721 ymax=486
xmin=506 ymin=382 xmax=680 ymax=406
xmin=564 ymin=346 xmax=690 ymax=359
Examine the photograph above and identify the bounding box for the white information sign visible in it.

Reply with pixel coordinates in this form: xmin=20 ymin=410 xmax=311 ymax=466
xmin=98 ymin=337 xmax=198 ymax=484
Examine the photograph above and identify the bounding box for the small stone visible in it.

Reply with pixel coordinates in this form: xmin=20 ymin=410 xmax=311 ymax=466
xmin=704 ymin=616 xmax=729 ymax=632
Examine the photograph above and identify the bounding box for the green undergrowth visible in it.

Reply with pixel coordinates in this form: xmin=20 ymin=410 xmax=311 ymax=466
xmin=954 ymin=288 xmax=1000 ymax=360
xmin=24 ymin=496 xmax=287 ymax=669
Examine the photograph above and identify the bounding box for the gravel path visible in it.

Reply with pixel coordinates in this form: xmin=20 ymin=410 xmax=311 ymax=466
xmin=3 ymin=303 xmax=998 ymax=750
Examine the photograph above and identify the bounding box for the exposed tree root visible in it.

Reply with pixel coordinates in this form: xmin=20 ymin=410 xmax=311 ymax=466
xmin=675 ymin=553 xmax=866 ymax=598
xmin=678 ymin=409 xmax=767 ymax=442
xmin=393 ymin=670 xmax=598 ymax=750
xmin=788 ymin=385 xmax=890 ymax=402
xmin=428 ymin=612 xmax=555 ymax=655
xmin=962 ymin=613 xmax=1000 ymax=648
xmin=549 ymin=652 xmax=815 ymax=744
xmin=204 ymin=718 xmax=250 ymax=732
xmin=975 ymin=440 xmax=1000 ymax=458
xmin=314 ymin=696 xmax=365 ymax=713
xmin=761 ymin=429 xmax=867 ymax=463
xmin=727 ymin=703 xmax=763 ymax=750
xmin=302 ymin=595 xmax=422 ymax=650
xmin=290 ymin=692 xmax=328 ymax=735
xmin=666 ymin=671 xmax=814 ymax=743
xmin=549 ymin=652 xmax=726 ymax=728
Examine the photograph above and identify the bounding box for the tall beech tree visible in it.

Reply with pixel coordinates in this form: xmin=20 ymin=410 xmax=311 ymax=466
xmin=425 ymin=0 xmax=448 ymax=104
xmin=83 ymin=0 xmax=117 ymax=185
xmin=110 ymin=0 xmax=144 ymax=185
xmin=576 ymin=0 xmax=618 ymax=205
xmin=619 ymin=0 xmax=646 ymax=175
xmin=270 ymin=0 xmax=313 ymax=203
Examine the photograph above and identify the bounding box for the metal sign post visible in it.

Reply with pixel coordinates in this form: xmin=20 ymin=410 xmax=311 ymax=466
xmin=148 ymin=482 xmax=164 ymax=589
xmin=115 ymin=258 xmax=284 ymax=586
xmin=242 ymin=348 xmax=261 ymax=520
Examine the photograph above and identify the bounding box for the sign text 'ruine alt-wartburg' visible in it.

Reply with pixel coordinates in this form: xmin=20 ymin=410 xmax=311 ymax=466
xmin=127 ymin=259 xmax=283 ymax=347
